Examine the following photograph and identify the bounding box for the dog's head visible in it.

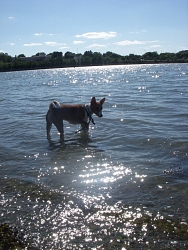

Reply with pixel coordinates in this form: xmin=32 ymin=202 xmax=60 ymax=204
xmin=90 ymin=97 xmax=105 ymax=117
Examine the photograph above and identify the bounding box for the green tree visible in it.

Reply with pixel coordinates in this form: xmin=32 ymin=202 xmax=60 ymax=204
xmin=52 ymin=51 xmax=62 ymax=58
xmin=82 ymin=56 xmax=92 ymax=66
xmin=176 ymin=50 xmax=188 ymax=60
xmin=159 ymin=52 xmax=176 ymax=62
xmin=84 ymin=50 xmax=93 ymax=57
xmin=92 ymin=52 xmax=103 ymax=65
xmin=103 ymin=51 xmax=121 ymax=59
xmin=18 ymin=54 xmax=25 ymax=58
xmin=64 ymin=51 xmax=75 ymax=59
xmin=143 ymin=52 xmax=159 ymax=60
xmin=0 ymin=53 xmax=12 ymax=62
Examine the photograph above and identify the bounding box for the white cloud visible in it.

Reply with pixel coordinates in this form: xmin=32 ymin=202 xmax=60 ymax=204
xmin=73 ymin=41 xmax=85 ymax=44
xmin=131 ymin=30 xmax=147 ymax=34
xmin=150 ymin=45 xmax=162 ymax=48
xmin=86 ymin=44 xmax=106 ymax=49
xmin=45 ymin=41 xmax=66 ymax=46
xmin=59 ymin=46 xmax=69 ymax=50
xmin=180 ymin=46 xmax=188 ymax=50
xmin=148 ymin=40 xmax=159 ymax=43
xmin=23 ymin=43 xmax=43 ymax=47
xmin=114 ymin=40 xmax=159 ymax=46
xmin=34 ymin=33 xmax=42 ymax=36
xmin=45 ymin=41 xmax=58 ymax=46
xmin=8 ymin=16 xmax=14 ymax=19
xmin=7 ymin=42 xmax=15 ymax=46
xmin=114 ymin=40 xmax=145 ymax=46
xmin=76 ymin=31 xmax=117 ymax=39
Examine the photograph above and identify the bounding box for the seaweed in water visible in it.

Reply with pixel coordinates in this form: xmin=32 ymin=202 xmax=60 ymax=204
xmin=0 ymin=223 xmax=26 ymax=250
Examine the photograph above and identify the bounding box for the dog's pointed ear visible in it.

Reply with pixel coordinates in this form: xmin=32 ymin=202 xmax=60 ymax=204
xmin=91 ymin=97 xmax=96 ymax=104
xmin=100 ymin=98 xmax=105 ymax=105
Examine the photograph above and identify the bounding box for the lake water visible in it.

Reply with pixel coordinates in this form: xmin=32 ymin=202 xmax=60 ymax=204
xmin=0 ymin=64 xmax=188 ymax=249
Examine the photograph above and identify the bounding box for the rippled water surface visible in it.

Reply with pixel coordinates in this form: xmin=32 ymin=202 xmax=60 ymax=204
xmin=0 ymin=64 xmax=188 ymax=249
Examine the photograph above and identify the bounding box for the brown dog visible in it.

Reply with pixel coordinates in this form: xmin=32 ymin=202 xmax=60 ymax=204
xmin=46 ymin=97 xmax=105 ymax=138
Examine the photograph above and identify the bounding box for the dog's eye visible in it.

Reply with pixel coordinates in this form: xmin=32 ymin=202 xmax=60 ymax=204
xmin=96 ymin=107 xmax=102 ymax=112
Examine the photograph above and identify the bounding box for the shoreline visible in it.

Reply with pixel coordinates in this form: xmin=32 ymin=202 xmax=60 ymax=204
xmin=0 ymin=61 xmax=187 ymax=73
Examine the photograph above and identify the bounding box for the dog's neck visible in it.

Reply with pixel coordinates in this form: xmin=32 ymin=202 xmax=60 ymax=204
xmin=84 ymin=104 xmax=95 ymax=124
xmin=85 ymin=104 xmax=93 ymax=116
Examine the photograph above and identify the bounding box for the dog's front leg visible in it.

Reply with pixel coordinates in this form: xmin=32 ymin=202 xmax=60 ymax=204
xmin=81 ymin=121 xmax=89 ymax=133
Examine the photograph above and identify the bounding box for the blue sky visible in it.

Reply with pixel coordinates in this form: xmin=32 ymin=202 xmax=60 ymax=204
xmin=1 ymin=0 xmax=188 ymax=57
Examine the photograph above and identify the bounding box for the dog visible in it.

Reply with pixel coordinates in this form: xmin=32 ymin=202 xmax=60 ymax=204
xmin=46 ymin=97 xmax=105 ymax=138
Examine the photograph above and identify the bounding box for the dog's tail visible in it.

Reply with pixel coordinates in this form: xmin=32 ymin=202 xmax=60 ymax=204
xmin=46 ymin=100 xmax=60 ymax=137
xmin=50 ymin=100 xmax=61 ymax=109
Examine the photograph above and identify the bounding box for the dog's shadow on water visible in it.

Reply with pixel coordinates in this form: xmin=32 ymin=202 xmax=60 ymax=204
xmin=46 ymin=132 xmax=100 ymax=153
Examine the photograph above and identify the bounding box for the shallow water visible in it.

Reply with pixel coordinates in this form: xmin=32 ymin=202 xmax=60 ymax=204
xmin=0 ymin=64 xmax=188 ymax=249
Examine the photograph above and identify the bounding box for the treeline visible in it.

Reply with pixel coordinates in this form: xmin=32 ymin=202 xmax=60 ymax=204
xmin=0 ymin=50 xmax=188 ymax=72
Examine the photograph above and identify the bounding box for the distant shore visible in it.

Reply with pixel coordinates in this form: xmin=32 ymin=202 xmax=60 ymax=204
xmin=1 ymin=50 xmax=188 ymax=72
xmin=0 ymin=61 xmax=188 ymax=73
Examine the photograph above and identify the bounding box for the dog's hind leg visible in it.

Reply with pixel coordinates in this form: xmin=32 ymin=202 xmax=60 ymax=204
xmin=53 ymin=117 xmax=64 ymax=139
xmin=46 ymin=111 xmax=52 ymax=137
